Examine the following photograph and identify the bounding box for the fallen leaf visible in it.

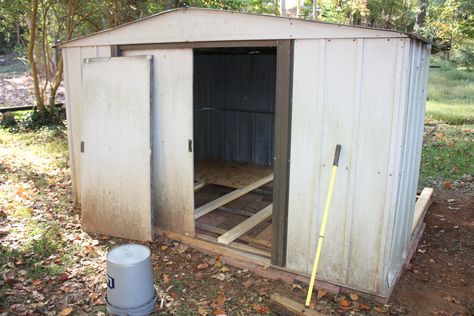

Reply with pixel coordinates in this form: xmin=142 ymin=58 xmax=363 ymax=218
xmin=198 ymin=306 xmax=209 ymax=316
xmin=317 ymin=289 xmax=327 ymax=299
xmin=339 ymin=299 xmax=351 ymax=308
xmin=443 ymin=295 xmax=460 ymax=304
xmin=176 ymin=244 xmax=188 ymax=254
xmin=161 ymin=245 xmax=169 ymax=251
xmin=197 ymin=262 xmax=209 ymax=270
xmin=349 ymin=293 xmax=359 ymax=301
xmin=443 ymin=181 xmax=452 ymax=189
xmin=162 ymin=274 xmax=170 ymax=284
xmin=253 ymin=304 xmax=270 ymax=314
xmin=212 ymin=273 xmax=226 ymax=281
xmin=220 ymin=266 xmax=229 ymax=273
xmin=242 ymin=280 xmax=253 ymax=288
xmin=359 ymin=303 xmax=370 ymax=310
xmin=214 ymin=308 xmax=226 ymax=316
xmin=373 ymin=306 xmax=386 ymax=313
xmin=58 ymin=307 xmax=73 ymax=316
xmin=216 ymin=293 xmax=226 ymax=306
xmin=32 ymin=278 xmax=42 ymax=286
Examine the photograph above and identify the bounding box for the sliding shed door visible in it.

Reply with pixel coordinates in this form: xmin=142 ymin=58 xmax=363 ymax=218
xmin=80 ymin=56 xmax=153 ymax=241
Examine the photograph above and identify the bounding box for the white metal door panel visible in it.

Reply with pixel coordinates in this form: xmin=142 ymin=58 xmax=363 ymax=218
xmin=123 ymin=49 xmax=195 ymax=236
xmin=80 ymin=56 xmax=153 ymax=241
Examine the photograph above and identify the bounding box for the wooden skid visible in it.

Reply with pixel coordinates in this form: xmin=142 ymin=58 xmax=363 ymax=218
xmin=195 ymin=222 xmax=272 ymax=248
xmin=411 ymin=187 xmax=434 ymax=233
xmin=194 ymin=174 xmax=273 ymax=219
xmin=270 ymin=293 xmax=324 ymax=316
xmin=217 ymin=204 xmax=273 ymax=245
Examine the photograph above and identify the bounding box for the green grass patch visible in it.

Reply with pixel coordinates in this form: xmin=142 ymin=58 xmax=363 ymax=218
xmin=419 ymin=124 xmax=474 ymax=187
xmin=418 ymin=57 xmax=474 ymax=188
xmin=427 ymin=57 xmax=474 ymax=125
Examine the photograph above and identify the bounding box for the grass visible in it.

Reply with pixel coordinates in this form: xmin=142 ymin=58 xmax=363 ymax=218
xmin=419 ymin=56 xmax=474 ymax=188
xmin=426 ymin=57 xmax=474 ymax=125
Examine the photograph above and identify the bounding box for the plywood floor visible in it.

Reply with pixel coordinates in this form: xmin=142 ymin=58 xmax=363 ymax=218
xmin=195 ymin=159 xmax=273 ymax=189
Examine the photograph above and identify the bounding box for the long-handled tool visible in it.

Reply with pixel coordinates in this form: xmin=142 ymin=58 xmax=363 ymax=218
xmin=270 ymin=144 xmax=341 ymax=316
xmin=305 ymin=144 xmax=341 ymax=307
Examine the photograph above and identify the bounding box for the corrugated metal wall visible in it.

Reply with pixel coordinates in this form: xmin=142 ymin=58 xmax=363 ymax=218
xmin=193 ymin=50 xmax=276 ymax=166
xmin=286 ymin=37 xmax=430 ymax=296
xmin=383 ymin=40 xmax=431 ymax=289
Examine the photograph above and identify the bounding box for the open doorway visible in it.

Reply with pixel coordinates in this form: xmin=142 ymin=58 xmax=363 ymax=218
xmin=192 ymin=46 xmax=277 ymax=259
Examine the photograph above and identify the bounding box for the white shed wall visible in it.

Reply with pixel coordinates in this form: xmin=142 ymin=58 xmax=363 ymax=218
xmin=63 ymin=45 xmax=112 ymax=205
xmin=286 ymin=37 xmax=424 ymax=296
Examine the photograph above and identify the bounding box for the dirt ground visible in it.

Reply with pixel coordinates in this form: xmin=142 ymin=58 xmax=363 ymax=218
xmin=390 ymin=190 xmax=474 ymax=315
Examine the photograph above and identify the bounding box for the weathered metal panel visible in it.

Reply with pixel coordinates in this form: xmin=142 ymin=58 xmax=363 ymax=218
xmin=287 ymin=38 xmax=416 ymax=296
xmin=61 ymin=9 xmax=409 ymax=48
xmin=80 ymin=56 xmax=153 ymax=241
xmin=123 ymin=48 xmax=195 ymax=236
xmin=62 ymin=46 xmax=111 ymax=206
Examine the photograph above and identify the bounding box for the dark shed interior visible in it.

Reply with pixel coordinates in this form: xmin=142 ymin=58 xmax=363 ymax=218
xmin=193 ymin=47 xmax=277 ymax=166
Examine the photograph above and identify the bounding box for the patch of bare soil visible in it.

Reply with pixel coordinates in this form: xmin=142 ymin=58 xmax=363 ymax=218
xmin=390 ymin=190 xmax=474 ymax=315
xmin=0 ymin=53 xmax=65 ymax=108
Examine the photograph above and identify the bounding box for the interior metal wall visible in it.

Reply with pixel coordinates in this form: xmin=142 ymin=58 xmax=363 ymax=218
xmin=193 ymin=50 xmax=276 ymax=166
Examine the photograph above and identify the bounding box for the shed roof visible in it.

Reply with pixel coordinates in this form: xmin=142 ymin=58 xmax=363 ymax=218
xmin=60 ymin=7 xmax=430 ymax=48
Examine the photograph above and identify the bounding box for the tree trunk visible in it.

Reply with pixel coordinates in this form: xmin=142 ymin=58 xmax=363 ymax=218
xmin=415 ymin=0 xmax=428 ymax=30
xmin=27 ymin=0 xmax=45 ymax=112
xmin=280 ymin=0 xmax=286 ymax=16
xmin=313 ymin=0 xmax=318 ymax=20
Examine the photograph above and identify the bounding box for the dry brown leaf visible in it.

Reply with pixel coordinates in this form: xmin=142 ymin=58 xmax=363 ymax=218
xmin=443 ymin=295 xmax=460 ymax=304
xmin=242 ymin=280 xmax=253 ymax=288
xmin=58 ymin=307 xmax=73 ymax=316
xmin=359 ymin=303 xmax=371 ymax=310
xmin=161 ymin=245 xmax=169 ymax=251
xmin=214 ymin=308 xmax=226 ymax=316
xmin=216 ymin=293 xmax=226 ymax=306
xmin=197 ymin=262 xmax=209 ymax=270
xmin=220 ymin=266 xmax=229 ymax=273
xmin=349 ymin=293 xmax=359 ymax=301
xmin=162 ymin=274 xmax=170 ymax=284
xmin=253 ymin=304 xmax=270 ymax=314
xmin=373 ymin=306 xmax=386 ymax=313
xmin=317 ymin=289 xmax=327 ymax=299
xmin=198 ymin=306 xmax=209 ymax=316
xmin=443 ymin=181 xmax=452 ymax=189
xmin=32 ymin=278 xmax=42 ymax=286
xmin=339 ymin=299 xmax=351 ymax=308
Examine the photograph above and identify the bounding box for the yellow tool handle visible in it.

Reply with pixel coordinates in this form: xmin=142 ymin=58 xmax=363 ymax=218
xmin=305 ymin=144 xmax=341 ymax=307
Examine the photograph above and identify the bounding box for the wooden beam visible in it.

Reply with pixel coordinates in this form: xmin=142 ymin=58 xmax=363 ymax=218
xmin=156 ymin=228 xmax=271 ymax=266
xmin=270 ymin=293 xmax=324 ymax=316
xmin=194 ymin=174 xmax=273 ymax=219
xmin=195 ymin=222 xmax=272 ymax=248
xmin=217 ymin=204 xmax=273 ymax=245
xmin=194 ymin=182 xmax=206 ymax=191
xmin=197 ymin=233 xmax=271 ymax=258
xmin=411 ymin=187 xmax=434 ymax=233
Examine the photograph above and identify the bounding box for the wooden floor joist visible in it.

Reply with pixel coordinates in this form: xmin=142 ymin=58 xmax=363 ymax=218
xmin=194 ymin=182 xmax=206 ymax=191
xmin=197 ymin=233 xmax=271 ymax=258
xmin=217 ymin=204 xmax=273 ymax=245
xmin=194 ymin=174 xmax=273 ymax=219
xmin=411 ymin=187 xmax=434 ymax=233
xmin=195 ymin=222 xmax=272 ymax=248
xmin=270 ymin=293 xmax=324 ymax=316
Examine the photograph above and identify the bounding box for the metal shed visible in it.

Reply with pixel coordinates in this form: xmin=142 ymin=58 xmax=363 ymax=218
xmin=61 ymin=7 xmax=432 ymax=299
